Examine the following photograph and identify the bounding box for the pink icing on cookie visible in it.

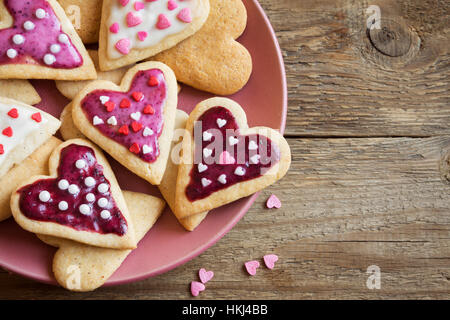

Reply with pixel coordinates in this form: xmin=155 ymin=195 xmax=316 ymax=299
xmin=110 ymin=22 xmax=120 ymax=34
xmin=0 ymin=0 xmax=83 ymax=68
xmin=134 ymin=1 xmax=145 ymax=11
xmin=177 ymin=7 xmax=192 ymax=23
xmin=126 ymin=12 xmax=143 ymax=27
xmin=156 ymin=14 xmax=171 ymax=30
xmin=167 ymin=0 xmax=178 ymax=11
xmin=115 ymin=38 xmax=131 ymax=55
xmin=137 ymin=31 xmax=148 ymax=41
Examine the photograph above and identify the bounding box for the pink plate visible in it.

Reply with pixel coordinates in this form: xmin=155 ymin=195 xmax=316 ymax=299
xmin=0 ymin=0 xmax=287 ymax=287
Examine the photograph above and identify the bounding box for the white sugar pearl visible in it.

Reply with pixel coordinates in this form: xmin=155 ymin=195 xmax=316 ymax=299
xmin=68 ymin=184 xmax=80 ymax=195
xmin=100 ymin=210 xmax=111 ymax=219
xmin=97 ymin=198 xmax=108 ymax=208
xmin=84 ymin=176 xmax=96 ymax=187
xmin=58 ymin=34 xmax=69 ymax=44
xmin=58 ymin=179 xmax=69 ymax=190
xmin=43 ymin=53 xmax=56 ymax=65
xmin=23 ymin=21 xmax=35 ymax=31
xmin=75 ymin=159 xmax=86 ymax=169
xmin=39 ymin=191 xmax=51 ymax=202
xmin=35 ymin=8 xmax=46 ymax=19
xmin=79 ymin=204 xmax=91 ymax=216
xmin=58 ymin=201 xmax=68 ymax=211
xmin=50 ymin=44 xmax=61 ymax=54
xmin=85 ymin=193 xmax=95 ymax=203
xmin=6 ymin=48 xmax=17 ymax=59
xmin=97 ymin=183 xmax=109 ymax=194
xmin=218 ymin=174 xmax=227 ymax=184
xmin=12 ymin=34 xmax=25 ymax=45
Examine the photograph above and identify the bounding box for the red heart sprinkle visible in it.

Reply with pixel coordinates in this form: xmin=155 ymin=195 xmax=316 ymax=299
xmin=7 ymin=108 xmax=18 ymax=118
xmin=31 ymin=112 xmax=42 ymax=123
xmin=129 ymin=143 xmax=140 ymax=154
xmin=118 ymin=125 xmax=129 ymax=135
xmin=143 ymin=104 xmax=154 ymax=115
xmin=120 ymin=98 xmax=131 ymax=108
xmin=2 ymin=127 xmax=13 ymax=137
xmin=131 ymin=121 xmax=143 ymax=132
xmin=132 ymin=91 xmax=144 ymax=102
xmin=148 ymin=76 xmax=159 ymax=87
xmin=0 ymin=144 xmax=4 ymax=155
xmin=105 ymin=101 xmax=115 ymax=112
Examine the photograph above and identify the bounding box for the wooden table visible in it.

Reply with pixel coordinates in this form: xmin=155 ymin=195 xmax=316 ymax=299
xmin=1 ymin=0 xmax=449 ymax=299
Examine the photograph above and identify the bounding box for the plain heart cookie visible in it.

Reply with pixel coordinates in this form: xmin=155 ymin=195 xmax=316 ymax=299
xmin=10 ymin=139 xmax=137 ymax=249
xmin=0 ymin=0 xmax=96 ymax=80
xmin=98 ymin=0 xmax=210 ymax=71
xmin=71 ymin=61 xmax=178 ymax=185
xmin=174 ymin=97 xmax=291 ymax=218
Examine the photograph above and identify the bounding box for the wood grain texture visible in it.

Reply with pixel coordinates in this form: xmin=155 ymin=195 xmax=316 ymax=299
xmin=1 ymin=0 xmax=449 ymax=299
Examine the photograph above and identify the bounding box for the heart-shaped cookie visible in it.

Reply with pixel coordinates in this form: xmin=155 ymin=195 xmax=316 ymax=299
xmin=10 ymin=139 xmax=137 ymax=249
xmin=0 ymin=0 xmax=96 ymax=80
xmin=98 ymin=0 xmax=210 ymax=71
xmin=174 ymin=98 xmax=291 ymax=218
xmin=72 ymin=61 xmax=178 ymax=185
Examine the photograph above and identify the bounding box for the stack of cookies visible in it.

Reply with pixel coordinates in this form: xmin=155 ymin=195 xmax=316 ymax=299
xmin=0 ymin=0 xmax=291 ymax=292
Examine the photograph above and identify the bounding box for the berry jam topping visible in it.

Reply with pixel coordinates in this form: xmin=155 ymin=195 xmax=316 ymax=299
xmin=80 ymin=69 xmax=167 ymax=163
xmin=185 ymin=107 xmax=281 ymax=201
xmin=18 ymin=144 xmax=128 ymax=236
xmin=0 ymin=0 xmax=83 ymax=68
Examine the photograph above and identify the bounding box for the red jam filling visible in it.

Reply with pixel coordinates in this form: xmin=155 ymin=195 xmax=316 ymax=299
xmin=185 ymin=107 xmax=281 ymax=201
xmin=18 ymin=144 xmax=128 ymax=236
xmin=0 ymin=0 xmax=83 ymax=68
xmin=80 ymin=69 xmax=167 ymax=163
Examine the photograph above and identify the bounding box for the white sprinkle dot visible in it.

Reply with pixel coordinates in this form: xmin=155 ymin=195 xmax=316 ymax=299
xmin=75 ymin=159 xmax=86 ymax=169
xmin=43 ymin=53 xmax=56 ymax=65
xmin=12 ymin=34 xmax=25 ymax=45
xmin=85 ymin=193 xmax=95 ymax=203
xmin=58 ymin=34 xmax=69 ymax=44
xmin=23 ymin=21 xmax=35 ymax=31
xmin=100 ymin=210 xmax=111 ymax=219
xmin=35 ymin=8 xmax=46 ymax=19
xmin=39 ymin=191 xmax=51 ymax=202
xmin=6 ymin=49 xmax=17 ymax=59
xmin=50 ymin=44 xmax=61 ymax=54
xmin=79 ymin=204 xmax=91 ymax=216
xmin=68 ymin=184 xmax=80 ymax=195
xmin=84 ymin=176 xmax=96 ymax=187
xmin=58 ymin=179 xmax=69 ymax=190
xmin=58 ymin=201 xmax=68 ymax=211
xmin=97 ymin=197 xmax=108 ymax=208
xmin=97 ymin=183 xmax=109 ymax=194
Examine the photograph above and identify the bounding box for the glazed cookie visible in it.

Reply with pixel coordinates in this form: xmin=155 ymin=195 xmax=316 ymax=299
xmin=0 ymin=80 xmax=41 ymax=105
xmin=0 ymin=0 xmax=96 ymax=80
xmin=174 ymin=98 xmax=291 ymax=218
xmin=38 ymin=190 xmax=165 ymax=292
xmin=56 ymin=50 xmax=131 ymax=100
xmin=0 ymin=137 xmax=61 ymax=222
xmin=153 ymin=0 xmax=252 ymax=95
xmin=158 ymin=110 xmax=208 ymax=231
xmin=98 ymin=0 xmax=210 ymax=71
xmin=58 ymin=0 xmax=102 ymax=44
xmin=10 ymin=139 xmax=137 ymax=249
xmin=72 ymin=62 xmax=178 ymax=185
xmin=0 ymin=97 xmax=61 ymax=179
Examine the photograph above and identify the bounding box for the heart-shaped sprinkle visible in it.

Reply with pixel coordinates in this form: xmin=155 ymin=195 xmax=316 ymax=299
xmin=198 ymin=163 xmax=208 ymax=173
xmin=142 ymin=144 xmax=152 ymax=154
xmin=132 ymin=91 xmax=144 ymax=102
xmin=142 ymin=127 xmax=153 ymax=137
xmin=229 ymin=136 xmax=239 ymax=146
xmin=248 ymin=140 xmax=258 ymax=150
xmin=266 ymin=194 xmax=281 ymax=209
xmin=217 ymin=118 xmax=227 ymax=128
xmin=119 ymin=125 xmax=129 ymax=135
xmin=203 ymin=148 xmax=212 ymax=158
xmin=201 ymin=178 xmax=211 ymax=187
xmin=105 ymin=101 xmax=116 ymax=112
xmin=177 ymin=7 xmax=192 ymax=23
xmin=2 ymin=127 xmax=13 ymax=137
xmin=234 ymin=166 xmax=245 ymax=176
xmin=126 ymin=12 xmax=143 ymax=27
xmin=167 ymin=0 xmax=178 ymax=10
xmin=115 ymin=38 xmax=131 ymax=55
xmin=134 ymin=1 xmax=145 ymax=11
xmin=100 ymin=96 xmax=110 ymax=104
xmin=203 ymin=131 xmax=212 ymax=141
xmin=217 ymin=174 xmax=227 ymax=184
xmin=131 ymin=121 xmax=143 ymax=132
xmin=190 ymin=281 xmax=205 ymax=297
xmin=143 ymin=104 xmax=154 ymax=114
xmin=199 ymin=268 xmax=214 ymax=284
xmin=130 ymin=111 xmax=141 ymax=121
xmin=7 ymin=108 xmax=18 ymax=119
xmin=93 ymin=116 xmax=104 ymax=125
xmin=107 ymin=116 xmax=118 ymax=126
xmin=244 ymin=260 xmax=260 ymax=276
xmin=250 ymin=154 xmax=261 ymax=164
xmin=31 ymin=112 xmax=42 ymax=123
xmin=219 ymin=151 xmax=235 ymax=165
xmin=0 ymin=144 xmax=4 ymax=155
xmin=156 ymin=14 xmax=171 ymax=30
xmin=148 ymin=76 xmax=159 ymax=87
xmin=120 ymin=98 xmax=131 ymax=109
xmin=109 ymin=22 xmax=119 ymax=34
xmin=137 ymin=31 xmax=148 ymax=41
xmin=129 ymin=143 xmax=140 ymax=154
xmin=263 ymin=254 xmax=279 ymax=269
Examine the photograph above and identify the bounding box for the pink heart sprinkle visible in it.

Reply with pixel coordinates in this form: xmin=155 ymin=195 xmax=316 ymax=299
xmin=109 ymin=22 xmax=119 ymax=34
xmin=137 ymin=31 xmax=148 ymax=41
xmin=177 ymin=8 xmax=192 ymax=23
xmin=115 ymin=38 xmax=131 ymax=55
xmin=119 ymin=0 xmax=129 ymax=6
xmin=244 ymin=260 xmax=260 ymax=276
xmin=190 ymin=281 xmax=205 ymax=297
xmin=266 ymin=194 xmax=281 ymax=209
xmin=219 ymin=151 xmax=235 ymax=165
xmin=167 ymin=0 xmax=178 ymax=10
xmin=263 ymin=254 xmax=279 ymax=269
xmin=199 ymin=268 xmax=214 ymax=284
xmin=134 ymin=1 xmax=145 ymax=11
xmin=156 ymin=14 xmax=171 ymax=29
xmin=126 ymin=12 xmax=143 ymax=27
